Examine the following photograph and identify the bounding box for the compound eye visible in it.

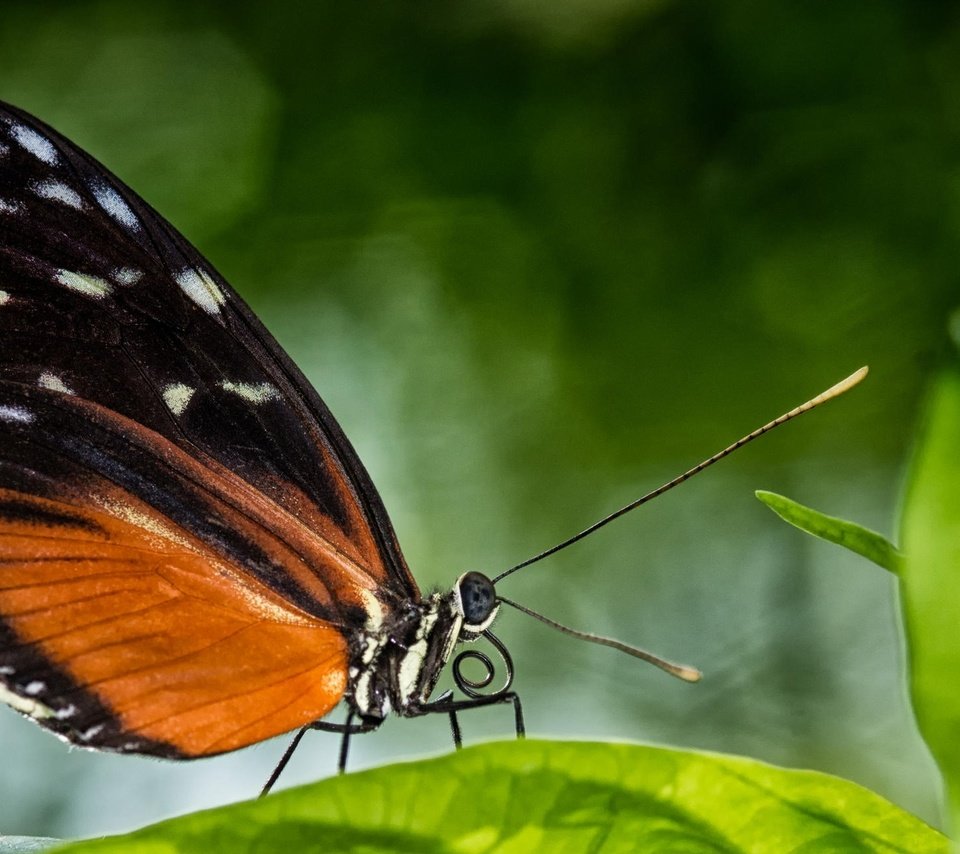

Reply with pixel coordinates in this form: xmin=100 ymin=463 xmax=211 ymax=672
xmin=458 ymin=571 xmax=497 ymax=627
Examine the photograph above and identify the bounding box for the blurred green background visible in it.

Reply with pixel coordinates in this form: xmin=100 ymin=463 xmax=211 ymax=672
xmin=0 ymin=0 xmax=954 ymax=839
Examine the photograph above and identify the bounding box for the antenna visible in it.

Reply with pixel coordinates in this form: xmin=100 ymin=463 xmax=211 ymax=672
xmin=493 ymin=366 xmax=868 ymax=585
xmin=498 ymin=595 xmax=702 ymax=682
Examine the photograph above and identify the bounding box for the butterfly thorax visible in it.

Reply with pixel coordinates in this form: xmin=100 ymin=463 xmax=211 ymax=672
xmin=346 ymin=571 xmax=501 ymax=721
xmin=346 ymin=591 xmax=464 ymax=720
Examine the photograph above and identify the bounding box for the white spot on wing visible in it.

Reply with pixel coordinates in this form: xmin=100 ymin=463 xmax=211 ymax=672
xmin=0 ymin=198 xmax=21 ymax=214
xmin=24 ymin=681 xmax=45 ymax=696
xmin=38 ymin=372 xmax=75 ymax=395
xmin=79 ymin=724 xmax=105 ymax=741
xmin=91 ymin=180 xmax=140 ymax=231
xmin=162 ymin=383 xmax=195 ymax=416
xmin=0 ymin=290 xmax=9 ymax=305
xmin=220 ymin=381 xmax=280 ymax=405
xmin=0 ymin=683 xmax=54 ymax=720
xmin=114 ymin=267 xmax=143 ymax=285
xmin=0 ymin=404 xmax=34 ymax=424
xmin=55 ymin=269 xmax=112 ymax=299
xmin=176 ymin=268 xmax=225 ymax=315
xmin=54 ymin=703 xmax=78 ymax=720
xmin=10 ymin=123 xmax=59 ymax=165
xmin=34 ymin=179 xmax=83 ymax=209
xmin=0 ymin=141 xmax=8 ymax=157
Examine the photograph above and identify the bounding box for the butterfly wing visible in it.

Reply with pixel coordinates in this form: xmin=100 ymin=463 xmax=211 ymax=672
xmin=0 ymin=102 xmax=416 ymax=754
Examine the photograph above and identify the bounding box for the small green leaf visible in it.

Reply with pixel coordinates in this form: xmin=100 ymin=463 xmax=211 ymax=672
xmin=49 ymin=741 xmax=944 ymax=853
xmin=756 ymin=490 xmax=903 ymax=573
xmin=901 ymin=369 xmax=960 ymax=827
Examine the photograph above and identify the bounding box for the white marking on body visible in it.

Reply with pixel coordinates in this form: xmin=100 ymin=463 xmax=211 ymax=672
xmin=0 ymin=684 xmax=54 ymax=720
xmin=38 ymin=372 xmax=75 ymax=395
xmin=354 ymin=671 xmax=372 ymax=712
xmin=353 ymin=631 xmax=391 ymax=716
xmin=0 ymin=198 xmax=21 ymax=214
xmin=55 ymin=269 xmax=112 ymax=299
xmin=0 ymin=141 xmax=8 ymax=156
xmin=114 ymin=267 xmax=143 ymax=285
xmin=359 ymin=589 xmax=384 ymax=632
xmin=0 ymin=404 xmax=34 ymax=424
xmin=34 ymin=179 xmax=84 ymax=209
xmin=398 ymin=639 xmax=430 ymax=705
xmin=10 ymin=123 xmax=59 ymax=165
xmin=360 ymin=634 xmax=382 ymax=666
xmin=398 ymin=610 xmax=439 ymax=705
xmin=0 ymin=290 xmax=9 ymax=305
xmin=439 ymin=611 xmax=464 ymax=670
xmin=220 ymin=380 xmax=280 ymax=405
xmin=162 ymin=383 xmax=195 ymax=416
xmin=176 ymin=268 xmax=225 ymax=314
xmin=0 ymin=666 xmax=13 ymax=675
xmin=23 ymin=681 xmax=45 ymax=696
xmin=91 ymin=180 xmax=140 ymax=231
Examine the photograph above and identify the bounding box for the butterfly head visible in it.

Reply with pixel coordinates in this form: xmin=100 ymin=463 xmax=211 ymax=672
xmin=453 ymin=571 xmax=500 ymax=637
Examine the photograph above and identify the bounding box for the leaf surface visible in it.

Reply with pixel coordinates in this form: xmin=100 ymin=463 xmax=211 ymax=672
xmin=50 ymin=741 xmax=945 ymax=853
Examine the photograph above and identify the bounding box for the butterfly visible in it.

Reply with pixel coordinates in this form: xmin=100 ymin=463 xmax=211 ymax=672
xmin=0 ymin=100 xmax=866 ymax=795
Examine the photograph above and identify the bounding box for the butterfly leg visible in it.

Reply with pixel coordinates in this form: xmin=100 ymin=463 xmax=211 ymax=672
xmin=337 ymin=711 xmax=356 ymax=774
xmin=259 ymin=712 xmax=382 ymax=797
xmin=429 ymin=689 xmax=464 ymax=749
xmin=464 ymin=691 xmax=524 ymax=739
xmin=449 ymin=709 xmax=463 ymax=749
xmin=422 ymin=690 xmax=525 ymax=749
xmin=510 ymin=692 xmax=525 ymax=739
xmin=260 ymin=725 xmax=310 ymax=797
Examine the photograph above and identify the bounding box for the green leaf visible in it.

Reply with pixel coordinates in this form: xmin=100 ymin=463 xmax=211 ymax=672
xmin=50 ymin=741 xmax=944 ymax=853
xmin=756 ymin=489 xmax=903 ymax=573
xmin=901 ymin=369 xmax=960 ymax=827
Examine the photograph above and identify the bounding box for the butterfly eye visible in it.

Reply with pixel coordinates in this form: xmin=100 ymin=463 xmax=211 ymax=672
xmin=456 ymin=571 xmax=498 ymax=629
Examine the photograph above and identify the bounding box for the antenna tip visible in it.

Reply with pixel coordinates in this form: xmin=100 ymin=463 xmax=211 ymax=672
xmin=836 ymin=365 xmax=869 ymax=390
xmin=674 ymin=665 xmax=702 ymax=683
xmin=817 ymin=365 xmax=870 ymax=404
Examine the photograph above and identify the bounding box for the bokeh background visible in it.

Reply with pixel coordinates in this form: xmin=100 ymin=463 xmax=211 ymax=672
xmin=0 ymin=0 xmax=955 ymax=839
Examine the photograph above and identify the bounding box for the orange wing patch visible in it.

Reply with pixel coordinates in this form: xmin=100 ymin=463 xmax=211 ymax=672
xmin=0 ymin=489 xmax=348 ymax=756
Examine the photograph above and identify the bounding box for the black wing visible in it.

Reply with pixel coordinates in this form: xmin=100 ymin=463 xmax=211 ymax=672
xmin=0 ymin=100 xmax=418 ymax=618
